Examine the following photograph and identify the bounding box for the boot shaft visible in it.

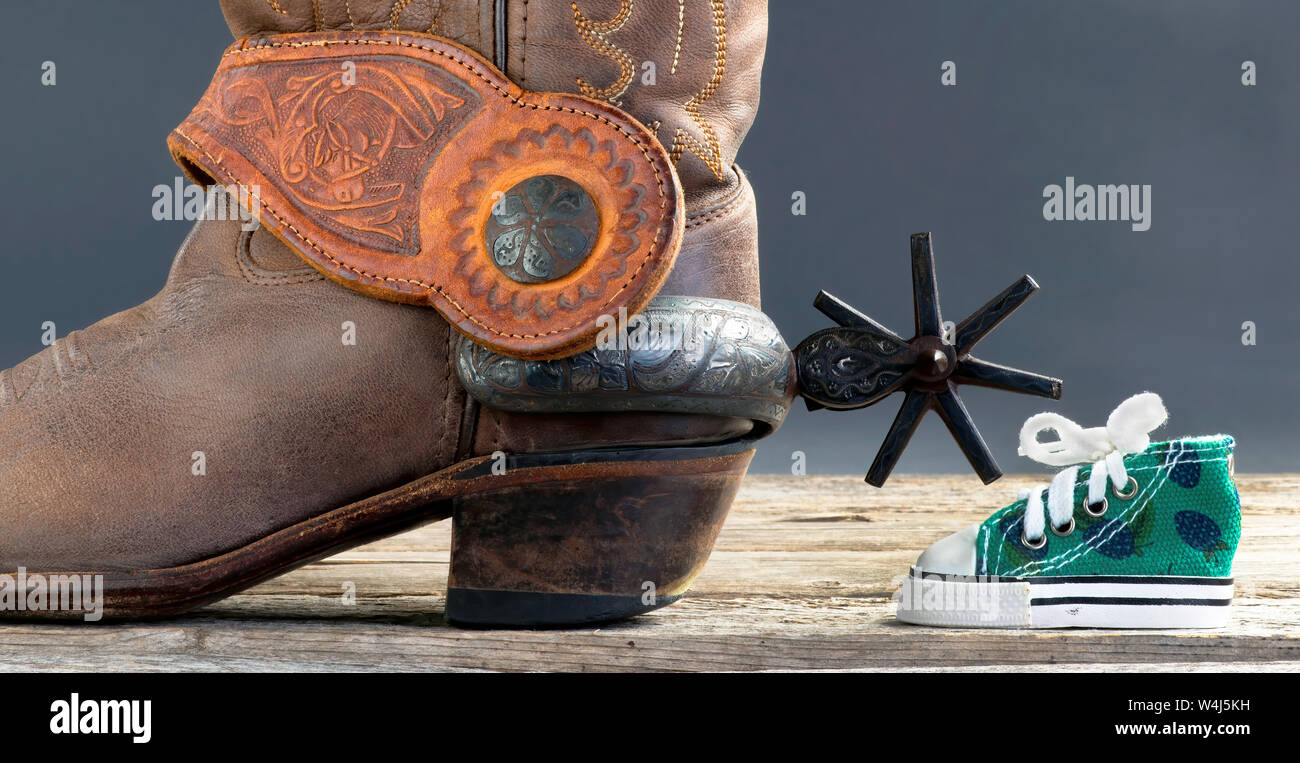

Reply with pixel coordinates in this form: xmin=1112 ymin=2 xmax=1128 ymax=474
xmin=219 ymin=0 xmax=767 ymax=208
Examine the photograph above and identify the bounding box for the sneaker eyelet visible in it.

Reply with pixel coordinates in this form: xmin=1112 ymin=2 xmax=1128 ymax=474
xmin=1021 ymin=530 xmax=1047 ymax=550
xmin=1111 ymin=476 xmax=1139 ymax=500
xmin=1085 ymin=497 xmax=1108 ymax=517
xmin=1050 ymin=517 xmax=1075 ymax=537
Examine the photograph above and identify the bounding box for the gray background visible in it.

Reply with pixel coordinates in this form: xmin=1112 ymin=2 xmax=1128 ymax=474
xmin=0 ymin=1 xmax=1295 ymax=476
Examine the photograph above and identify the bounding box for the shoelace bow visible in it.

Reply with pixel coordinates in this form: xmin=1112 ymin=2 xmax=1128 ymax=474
xmin=1015 ymin=392 xmax=1168 ymax=543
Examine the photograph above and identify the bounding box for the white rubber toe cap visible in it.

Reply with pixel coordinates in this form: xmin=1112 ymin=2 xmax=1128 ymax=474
xmin=914 ymin=523 xmax=981 ymax=575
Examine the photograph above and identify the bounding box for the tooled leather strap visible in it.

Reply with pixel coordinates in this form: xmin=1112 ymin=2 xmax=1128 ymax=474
xmin=168 ymin=30 xmax=683 ymax=360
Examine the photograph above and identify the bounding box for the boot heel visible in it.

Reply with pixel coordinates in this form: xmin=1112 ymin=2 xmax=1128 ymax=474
xmin=445 ymin=440 xmax=754 ymax=627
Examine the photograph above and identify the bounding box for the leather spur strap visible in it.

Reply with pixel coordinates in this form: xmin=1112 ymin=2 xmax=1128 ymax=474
xmin=168 ymin=30 xmax=683 ymax=359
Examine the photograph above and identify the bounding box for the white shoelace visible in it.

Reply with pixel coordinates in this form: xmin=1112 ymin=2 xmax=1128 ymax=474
xmin=1015 ymin=392 xmax=1168 ymax=542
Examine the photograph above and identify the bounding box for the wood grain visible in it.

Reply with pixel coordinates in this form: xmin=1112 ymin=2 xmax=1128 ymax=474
xmin=1 ymin=474 xmax=1296 ymax=672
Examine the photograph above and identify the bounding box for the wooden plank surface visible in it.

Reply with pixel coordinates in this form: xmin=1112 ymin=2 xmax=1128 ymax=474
xmin=0 ymin=475 xmax=1296 ymax=672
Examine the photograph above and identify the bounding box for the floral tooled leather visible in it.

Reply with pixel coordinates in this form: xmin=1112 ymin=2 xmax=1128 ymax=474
xmin=169 ymin=30 xmax=683 ymax=360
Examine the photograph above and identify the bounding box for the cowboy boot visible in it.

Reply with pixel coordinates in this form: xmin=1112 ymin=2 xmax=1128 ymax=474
xmin=0 ymin=0 xmax=791 ymax=626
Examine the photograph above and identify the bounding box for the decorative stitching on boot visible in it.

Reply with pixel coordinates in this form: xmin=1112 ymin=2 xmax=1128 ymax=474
xmin=571 ymin=1 xmax=635 ymax=104
xmin=671 ymin=0 xmax=684 ymax=74
xmin=669 ymin=0 xmax=727 ymax=182
xmin=425 ymin=0 xmax=444 ymax=34
xmin=389 ymin=0 xmax=414 ymax=28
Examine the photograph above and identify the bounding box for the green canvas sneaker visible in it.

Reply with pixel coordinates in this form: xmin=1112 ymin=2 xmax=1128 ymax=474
xmin=896 ymin=393 xmax=1241 ymax=628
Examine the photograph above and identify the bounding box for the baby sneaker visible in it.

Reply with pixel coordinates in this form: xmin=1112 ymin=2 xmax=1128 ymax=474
xmin=896 ymin=393 xmax=1241 ymax=628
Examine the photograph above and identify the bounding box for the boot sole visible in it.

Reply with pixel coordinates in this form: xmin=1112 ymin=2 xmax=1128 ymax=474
xmin=1 ymin=438 xmax=755 ymax=627
xmin=895 ymin=569 xmax=1233 ymax=628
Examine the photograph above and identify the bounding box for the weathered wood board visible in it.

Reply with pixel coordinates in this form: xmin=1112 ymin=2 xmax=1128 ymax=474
xmin=0 ymin=475 xmax=1295 ymax=672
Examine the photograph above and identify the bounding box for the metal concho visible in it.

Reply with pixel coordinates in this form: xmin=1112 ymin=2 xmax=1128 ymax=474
xmin=485 ymin=174 xmax=598 ymax=283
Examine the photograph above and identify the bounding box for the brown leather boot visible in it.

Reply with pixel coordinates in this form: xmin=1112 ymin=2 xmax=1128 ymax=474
xmin=0 ymin=0 xmax=790 ymax=626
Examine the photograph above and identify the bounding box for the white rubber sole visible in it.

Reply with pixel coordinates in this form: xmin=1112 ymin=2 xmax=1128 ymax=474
xmin=895 ymin=569 xmax=1233 ymax=628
